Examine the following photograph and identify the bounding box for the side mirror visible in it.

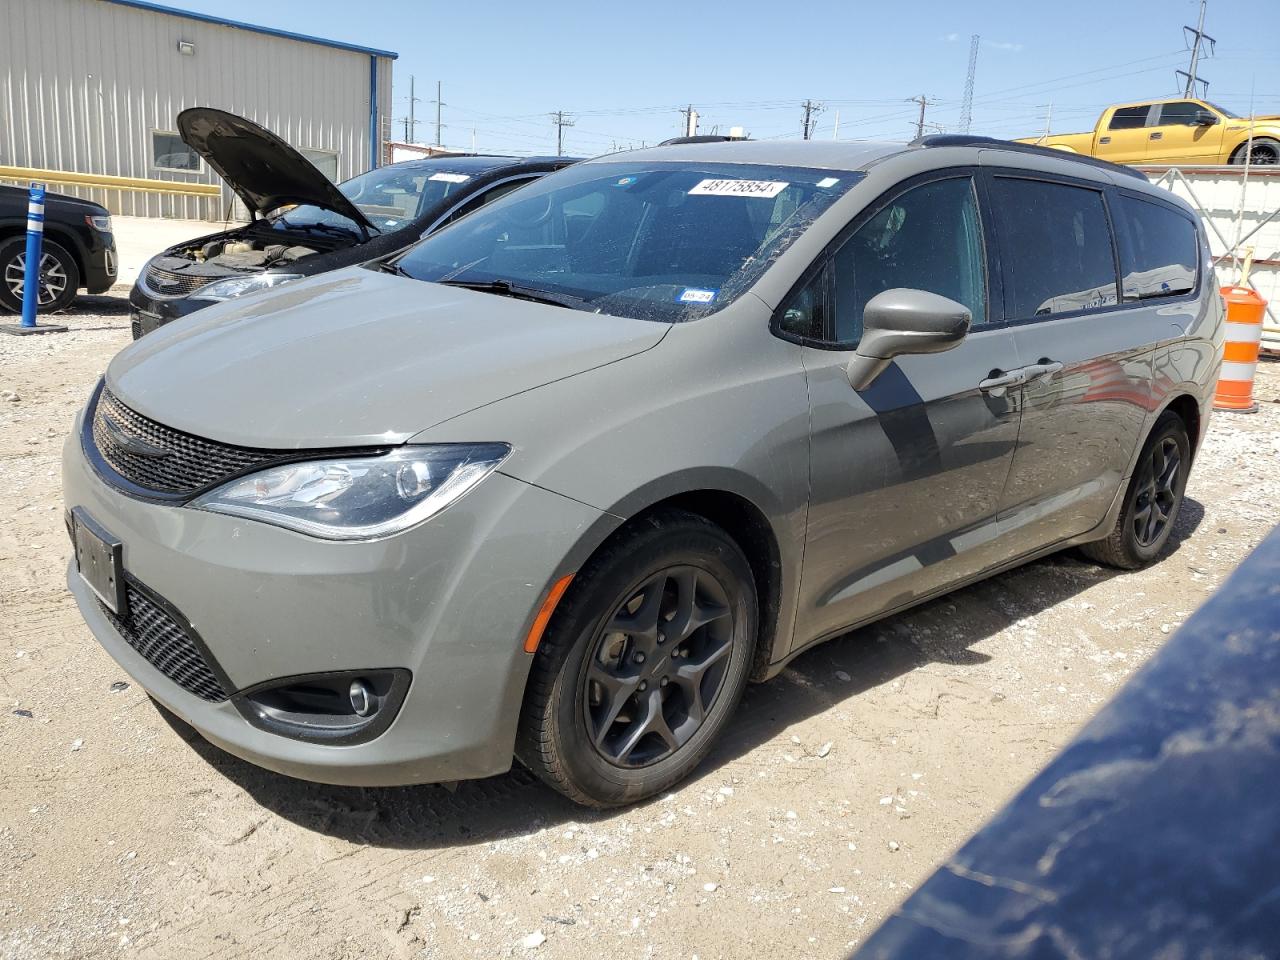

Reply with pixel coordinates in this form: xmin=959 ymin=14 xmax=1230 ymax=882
xmin=1193 ymin=110 xmax=1219 ymax=127
xmin=846 ymin=288 xmax=971 ymax=390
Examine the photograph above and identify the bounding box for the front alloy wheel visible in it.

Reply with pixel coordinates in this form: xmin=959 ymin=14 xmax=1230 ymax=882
xmin=517 ymin=510 xmax=757 ymax=807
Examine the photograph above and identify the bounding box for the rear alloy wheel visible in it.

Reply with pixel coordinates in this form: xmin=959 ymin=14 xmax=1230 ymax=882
xmin=0 ymin=238 xmax=80 ymax=313
xmin=517 ymin=511 xmax=757 ymax=807
xmin=1231 ymin=137 xmax=1280 ymax=166
xmin=1081 ymin=412 xmax=1190 ymax=569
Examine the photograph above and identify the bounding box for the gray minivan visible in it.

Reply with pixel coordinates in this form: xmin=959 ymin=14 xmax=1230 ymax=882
xmin=63 ymin=136 xmax=1223 ymax=807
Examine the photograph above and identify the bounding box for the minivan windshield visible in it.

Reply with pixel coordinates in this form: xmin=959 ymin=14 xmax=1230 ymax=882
xmin=392 ymin=161 xmax=863 ymax=322
xmin=269 ymin=163 xmax=501 ymax=238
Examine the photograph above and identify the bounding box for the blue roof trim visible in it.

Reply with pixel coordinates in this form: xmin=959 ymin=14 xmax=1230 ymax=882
xmin=102 ymin=0 xmax=399 ymax=59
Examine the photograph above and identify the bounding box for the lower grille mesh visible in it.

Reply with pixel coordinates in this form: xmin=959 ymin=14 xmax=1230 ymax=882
xmin=99 ymin=577 xmax=228 ymax=702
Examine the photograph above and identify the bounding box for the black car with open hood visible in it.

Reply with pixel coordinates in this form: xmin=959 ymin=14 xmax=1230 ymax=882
xmin=129 ymin=107 xmax=578 ymax=338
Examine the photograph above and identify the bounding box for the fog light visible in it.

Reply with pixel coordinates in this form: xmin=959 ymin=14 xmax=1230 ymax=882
xmin=349 ymin=679 xmax=375 ymax=717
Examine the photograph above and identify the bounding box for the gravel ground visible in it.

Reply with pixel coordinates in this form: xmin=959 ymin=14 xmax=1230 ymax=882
xmin=3 ymin=291 xmax=1279 ymax=960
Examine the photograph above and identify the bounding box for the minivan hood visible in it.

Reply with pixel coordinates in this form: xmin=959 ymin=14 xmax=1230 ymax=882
xmin=177 ymin=107 xmax=375 ymax=231
xmin=106 ymin=268 xmax=668 ymax=449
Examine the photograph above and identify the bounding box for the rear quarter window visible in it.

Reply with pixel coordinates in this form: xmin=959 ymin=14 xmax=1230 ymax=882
xmin=1116 ymin=195 xmax=1199 ymax=300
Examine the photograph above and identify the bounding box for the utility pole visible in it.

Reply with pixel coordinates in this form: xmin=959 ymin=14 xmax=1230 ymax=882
xmin=431 ymin=80 xmax=445 ymax=147
xmin=959 ymin=34 xmax=980 ymax=134
xmin=832 ymin=109 xmax=840 ymax=140
xmin=403 ymin=75 xmax=421 ymax=142
xmin=801 ymin=100 xmax=822 ymax=140
xmin=681 ymin=104 xmax=699 ymax=137
xmin=551 ymin=110 xmax=575 ymax=156
xmin=909 ymin=95 xmax=936 ymax=140
xmin=1178 ymin=0 xmax=1215 ymax=98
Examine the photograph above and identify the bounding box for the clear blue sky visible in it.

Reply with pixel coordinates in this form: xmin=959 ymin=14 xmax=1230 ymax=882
xmin=173 ymin=0 xmax=1279 ymax=155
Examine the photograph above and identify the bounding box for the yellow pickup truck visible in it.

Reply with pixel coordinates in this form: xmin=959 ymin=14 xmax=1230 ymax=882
xmin=1017 ymin=98 xmax=1279 ymax=165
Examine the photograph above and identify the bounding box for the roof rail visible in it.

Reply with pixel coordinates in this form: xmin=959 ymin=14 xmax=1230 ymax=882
xmin=657 ymin=135 xmax=751 ymax=146
xmin=913 ymin=134 xmax=1148 ymax=181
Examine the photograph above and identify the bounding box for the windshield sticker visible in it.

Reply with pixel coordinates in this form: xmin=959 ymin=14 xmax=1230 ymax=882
xmin=688 ymin=179 xmax=789 ymax=199
xmin=428 ymin=172 xmax=471 ymax=183
xmin=816 ymin=177 xmax=840 ymax=188
xmin=678 ymin=288 xmax=718 ymax=304
xmin=614 ymin=175 xmax=638 ymax=187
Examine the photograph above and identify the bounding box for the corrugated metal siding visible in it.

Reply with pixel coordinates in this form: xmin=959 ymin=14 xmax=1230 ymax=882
xmin=0 ymin=0 xmax=393 ymax=219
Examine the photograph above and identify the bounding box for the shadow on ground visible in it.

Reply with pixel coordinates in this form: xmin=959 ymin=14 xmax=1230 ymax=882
xmin=159 ymin=498 xmax=1205 ymax=850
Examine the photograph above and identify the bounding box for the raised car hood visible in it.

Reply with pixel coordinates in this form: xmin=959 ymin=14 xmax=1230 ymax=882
xmin=177 ymin=107 xmax=375 ymax=231
xmin=106 ymin=267 xmax=669 ymax=449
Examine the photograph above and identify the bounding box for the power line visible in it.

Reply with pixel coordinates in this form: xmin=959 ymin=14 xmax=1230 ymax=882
xmin=908 ymin=95 xmax=938 ymax=139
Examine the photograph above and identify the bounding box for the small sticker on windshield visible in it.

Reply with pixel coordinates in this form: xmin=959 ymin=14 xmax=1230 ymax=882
xmin=428 ymin=172 xmax=471 ymax=183
xmin=816 ymin=177 xmax=840 ymax=188
xmin=678 ymin=288 xmax=718 ymax=304
xmin=614 ymin=175 xmax=638 ymax=187
xmin=688 ymin=179 xmax=789 ymax=198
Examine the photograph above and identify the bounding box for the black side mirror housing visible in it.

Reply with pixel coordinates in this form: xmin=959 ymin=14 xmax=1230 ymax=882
xmin=1193 ymin=111 xmax=1219 ymax=127
xmin=846 ymin=288 xmax=972 ymax=390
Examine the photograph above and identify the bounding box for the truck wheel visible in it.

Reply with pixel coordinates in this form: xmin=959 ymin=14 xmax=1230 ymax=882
xmin=0 ymin=237 xmax=80 ymax=313
xmin=1230 ymin=138 xmax=1280 ymax=165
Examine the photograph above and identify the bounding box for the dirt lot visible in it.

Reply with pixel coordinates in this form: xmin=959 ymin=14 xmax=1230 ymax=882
xmin=3 ymin=292 xmax=1279 ymax=960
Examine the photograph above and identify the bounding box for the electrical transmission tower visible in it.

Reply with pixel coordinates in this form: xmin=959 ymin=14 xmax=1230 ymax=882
xmin=551 ymin=110 xmax=576 ymax=156
xmin=1177 ymin=0 xmax=1215 ymax=97
xmin=958 ymin=34 xmax=980 ymax=134
xmin=801 ymin=100 xmax=823 ymax=140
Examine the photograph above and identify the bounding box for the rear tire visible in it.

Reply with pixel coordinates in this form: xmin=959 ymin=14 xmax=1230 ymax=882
xmin=0 ymin=237 xmax=80 ymax=313
xmin=1230 ymin=137 xmax=1280 ymax=166
xmin=516 ymin=510 xmax=757 ymax=808
xmin=1080 ymin=411 xmax=1190 ymax=570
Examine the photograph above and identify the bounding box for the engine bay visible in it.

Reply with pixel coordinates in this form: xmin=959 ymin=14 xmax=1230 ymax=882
xmin=161 ymin=233 xmax=323 ymax=275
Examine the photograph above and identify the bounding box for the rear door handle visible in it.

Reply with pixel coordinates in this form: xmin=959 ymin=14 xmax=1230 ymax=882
xmin=978 ymin=369 xmax=1027 ymax=398
xmin=1022 ymin=360 xmax=1064 ymax=383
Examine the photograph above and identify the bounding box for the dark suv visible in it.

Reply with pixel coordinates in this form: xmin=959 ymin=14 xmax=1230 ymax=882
xmin=0 ymin=184 xmax=117 ymax=312
xmin=129 ymin=108 xmax=576 ymax=338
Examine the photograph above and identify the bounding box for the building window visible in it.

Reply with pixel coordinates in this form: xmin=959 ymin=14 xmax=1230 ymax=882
xmin=299 ymin=148 xmax=340 ymax=182
xmin=152 ymin=131 xmax=201 ymax=172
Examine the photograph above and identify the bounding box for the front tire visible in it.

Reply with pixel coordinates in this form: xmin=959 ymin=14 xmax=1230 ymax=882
xmin=1081 ymin=411 xmax=1190 ymax=569
xmin=1230 ymin=137 xmax=1280 ymax=166
xmin=0 ymin=237 xmax=80 ymax=313
xmin=516 ymin=510 xmax=758 ymax=808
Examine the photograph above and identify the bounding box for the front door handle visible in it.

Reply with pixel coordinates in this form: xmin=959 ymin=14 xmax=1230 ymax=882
xmin=1150 ymin=131 xmax=1163 ymax=140
xmin=1022 ymin=360 xmax=1064 ymax=383
xmin=978 ymin=369 xmax=1027 ymax=398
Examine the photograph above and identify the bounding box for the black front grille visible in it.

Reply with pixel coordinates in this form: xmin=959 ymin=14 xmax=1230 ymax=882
xmin=92 ymin=388 xmax=277 ymax=496
xmin=99 ymin=577 xmax=228 ymax=702
xmin=144 ymin=264 xmax=218 ymax=298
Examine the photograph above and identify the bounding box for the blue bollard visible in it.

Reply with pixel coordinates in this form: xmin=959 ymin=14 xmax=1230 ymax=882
xmin=2 ymin=181 xmax=68 ymax=336
xmin=20 ymin=182 xmax=46 ymax=328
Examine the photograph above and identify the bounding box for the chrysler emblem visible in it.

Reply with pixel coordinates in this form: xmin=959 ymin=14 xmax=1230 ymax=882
xmin=102 ymin=415 xmax=171 ymax=459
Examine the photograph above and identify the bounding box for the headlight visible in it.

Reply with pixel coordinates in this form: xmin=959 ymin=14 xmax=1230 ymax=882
xmin=84 ymin=214 xmax=113 ymax=233
xmin=193 ymin=272 xmax=304 ymax=302
xmin=190 ymin=445 xmax=510 ymax=540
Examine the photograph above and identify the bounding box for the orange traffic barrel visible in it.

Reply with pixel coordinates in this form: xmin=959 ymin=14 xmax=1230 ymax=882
xmin=1214 ymin=285 xmax=1267 ymax=414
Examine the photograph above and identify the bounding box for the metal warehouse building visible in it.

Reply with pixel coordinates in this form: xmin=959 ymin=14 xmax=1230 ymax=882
xmin=0 ymin=0 xmax=397 ymax=219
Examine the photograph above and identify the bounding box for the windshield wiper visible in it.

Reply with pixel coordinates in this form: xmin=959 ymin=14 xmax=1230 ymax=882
xmin=437 ymin=278 xmax=587 ymax=310
xmin=377 ymin=260 xmax=411 ymax=278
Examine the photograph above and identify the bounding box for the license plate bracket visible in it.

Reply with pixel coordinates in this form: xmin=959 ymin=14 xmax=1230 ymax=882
xmin=72 ymin=507 xmax=127 ymax=616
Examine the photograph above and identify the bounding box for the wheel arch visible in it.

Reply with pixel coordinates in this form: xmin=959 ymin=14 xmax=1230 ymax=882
xmin=1161 ymin=393 xmax=1203 ymax=461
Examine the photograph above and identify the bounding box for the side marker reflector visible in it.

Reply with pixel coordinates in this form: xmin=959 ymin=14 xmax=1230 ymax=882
xmin=524 ymin=573 xmax=575 ymax=654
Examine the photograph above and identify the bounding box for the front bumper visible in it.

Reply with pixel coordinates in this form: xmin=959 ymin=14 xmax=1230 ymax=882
xmin=62 ymin=417 xmax=613 ymax=785
xmin=84 ymin=232 xmax=117 ymax=294
xmin=128 ymin=283 xmax=210 ymax=339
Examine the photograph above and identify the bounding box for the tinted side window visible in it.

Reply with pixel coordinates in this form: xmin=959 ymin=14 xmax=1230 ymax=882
xmin=991 ymin=178 xmax=1117 ymax=319
xmin=1108 ymin=106 xmax=1151 ymax=130
xmin=1156 ymin=101 xmax=1205 ymax=125
xmin=826 ymin=178 xmax=986 ymax=346
xmin=1117 ymin=196 xmax=1199 ymax=300
xmin=778 ymin=266 xmax=827 ymax=340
